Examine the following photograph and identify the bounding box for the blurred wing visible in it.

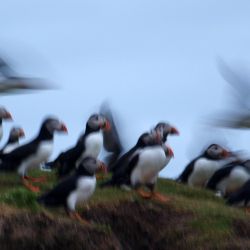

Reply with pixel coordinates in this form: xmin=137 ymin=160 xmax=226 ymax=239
xmin=211 ymin=58 xmax=250 ymax=129
xmin=0 ymin=56 xmax=56 ymax=94
xmin=100 ymin=102 xmax=123 ymax=168
xmin=217 ymin=57 xmax=250 ymax=109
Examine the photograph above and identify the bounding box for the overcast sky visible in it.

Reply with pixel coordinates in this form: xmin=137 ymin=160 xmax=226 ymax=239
xmin=0 ymin=0 xmax=250 ymax=178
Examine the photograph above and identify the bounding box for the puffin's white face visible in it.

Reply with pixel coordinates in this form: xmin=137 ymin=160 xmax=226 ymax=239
xmin=155 ymin=122 xmax=179 ymax=137
xmin=45 ymin=118 xmax=68 ymax=134
xmin=206 ymin=144 xmax=230 ymax=159
xmin=87 ymin=114 xmax=111 ymax=131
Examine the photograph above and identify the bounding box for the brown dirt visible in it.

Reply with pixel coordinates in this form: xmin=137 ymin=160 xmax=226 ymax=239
xmin=1 ymin=201 xmax=250 ymax=250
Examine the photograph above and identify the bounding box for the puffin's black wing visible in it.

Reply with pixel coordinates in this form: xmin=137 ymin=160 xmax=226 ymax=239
xmin=100 ymin=102 xmax=123 ymax=170
xmin=38 ymin=175 xmax=78 ymax=207
xmin=100 ymin=149 xmax=139 ymax=187
xmin=227 ymin=179 xmax=250 ymax=206
xmin=206 ymin=164 xmax=236 ymax=190
xmin=0 ymin=141 xmax=39 ymax=171
xmin=46 ymin=137 xmax=85 ymax=177
xmin=176 ymin=157 xmax=200 ymax=183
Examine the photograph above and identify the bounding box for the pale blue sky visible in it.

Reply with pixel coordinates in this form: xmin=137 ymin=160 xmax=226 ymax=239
xmin=0 ymin=0 xmax=250 ymax=178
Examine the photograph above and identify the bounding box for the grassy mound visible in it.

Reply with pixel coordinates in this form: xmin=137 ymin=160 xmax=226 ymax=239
xmin=0 ymin=171 xmax=250 ymax=249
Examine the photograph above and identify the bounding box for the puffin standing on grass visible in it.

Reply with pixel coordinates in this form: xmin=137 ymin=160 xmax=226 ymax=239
xmin=101 ymin=130 xmax=174 ymax=202
xmin=206 ymin=159 xmax=250 ymax=197
xmin=106 ymin=121 xmax=179 ymax=174
xmin=177 ymin=144 xmax=235 ymax=187
xmin=0 ymin=117 xmax=67 ymax=192
xmin=43 ymin=114 xmax=110 ymax=178
xmin=129 ymin=141 xmax=174 ymax=202
xmin=0 ymin=127 xmax=25 ymax=155
xmin=38 ymin=157 xmax=105 ymax=224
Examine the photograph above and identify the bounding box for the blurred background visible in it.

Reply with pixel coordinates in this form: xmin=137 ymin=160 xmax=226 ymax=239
xmin=1 ymin=0 xmax=250 ymax=178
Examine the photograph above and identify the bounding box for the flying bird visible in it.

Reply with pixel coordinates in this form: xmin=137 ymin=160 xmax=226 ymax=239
xmin=0 ymin=56 xmax=53 ymax=94
xmin=211 ymin=58 xmax=250 ymax=129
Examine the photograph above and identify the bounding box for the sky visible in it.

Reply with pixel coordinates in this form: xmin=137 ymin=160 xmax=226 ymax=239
xmin=0 ymin=0 xmax=250 ymax=178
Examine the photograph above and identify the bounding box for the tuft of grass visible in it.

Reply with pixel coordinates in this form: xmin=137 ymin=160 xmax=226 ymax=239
xmin=0 ymin=187 xmax=40 ymax=212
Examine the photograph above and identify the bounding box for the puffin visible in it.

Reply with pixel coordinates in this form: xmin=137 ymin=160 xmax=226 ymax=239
xmin=107 ymin=121 xmax=179 ymax=174
xmin=177 ymin=144 xmax=235 ymax=187
xmin=38 ymin=157 xmax=104 ymax=224
xmin=43 ymin=114 xmax=110 ymax=178
xmin=0 ymin=107 xmax=12 ymax=141
xmin=206 ymin=159 xmax=250 ymax=197
xmin=0 ymin=126 xmax=25 ymax=155
xmin=101 ymin=130 xmax=175 ymax=202
xmin=0 ymin=117 xmax=67 ymax=192
xmin=226 ymin=179 xmax=250 ymax=210
xmin=100 ymin=131 xmax=162 ymax=188
xmin=129 ymin=142 xmax=174 ymax=202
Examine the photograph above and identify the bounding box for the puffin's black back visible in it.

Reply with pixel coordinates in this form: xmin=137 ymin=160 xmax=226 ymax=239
xmin=0 ymin=140 xmax=40 ymax=171
xmin=227 ymin=179 xmax=250 ymax=206
xmin=206 ymin=162 xmax=240 ymax=190
xmin=38 ymin=157 xmax=96 ymax=207
xmin=176 ymin=157 xmax=200 ymax=183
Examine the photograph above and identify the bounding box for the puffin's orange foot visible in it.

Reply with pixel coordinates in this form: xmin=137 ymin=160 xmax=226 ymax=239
xmin=24 ymin=175 xmax=47 ymax=183
xmin=22 ymin=179 xmax=40 ymax=193
xmin=96 ymin=174 xmax=107 ymax=180
xmin=151 ymin=192 xmax=171 ymax=203
xmin=136 ymin=189 xmax=152 ymax=199
xmin=69 ymin=211 xmax=91 ymax=225
xmin=245 ymin=207 xmax=250 ymax=214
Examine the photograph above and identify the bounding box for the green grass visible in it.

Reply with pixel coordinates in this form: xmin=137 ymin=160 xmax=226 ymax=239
xmin=0 ymin=170 xmax=248 ymax=248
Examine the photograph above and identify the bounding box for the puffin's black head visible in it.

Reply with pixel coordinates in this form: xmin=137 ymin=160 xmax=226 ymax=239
xmin=8 ymin=127 xmax=25 ymax=142
xmin=77 ymin=157 xmax=105 ymax=176
xmin=0 ymin=107 xmax=12 ymax=122
xmin=204 ymin=144 xmax=231 ymax=160
xmin=39 ymin=117 xmax=68 ymax=139
xmin=154 ymin=122 xmax=179 ymax=142
xmin=136 ymin=130 xmax=162 ymax=148
xmin=86 ymin=114 xmax=111 ymax=133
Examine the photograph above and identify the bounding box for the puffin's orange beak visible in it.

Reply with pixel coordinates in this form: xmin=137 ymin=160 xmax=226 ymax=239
xmin=4 ymin=111 xmax=13 ymax=120
xmin=19 ymin=128 xmax=25 ymax=138
xmin=103 ymin=120 xmax=111 ymax=131
xmin=97 ymin=161 xmax=108 ymax=174
xmin=167 ymin=145 xmax=174 ymax=158
xmin=171 ymin=127 xmax=179 ymax=135
xmin=60 ymin=123 xmax=68 ymax=133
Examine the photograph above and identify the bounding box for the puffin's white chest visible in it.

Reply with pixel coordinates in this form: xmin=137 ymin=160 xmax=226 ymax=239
xmin=217 ymin=167 xmax=250 ymax=196
xmin=18 ymin=141 xmax=53 ymax=176
xmin=67 ymin=176 xmax=96 ymax=211
xmin=3 ymin=142 xmax=19 ymax=154
xmin=188 ymin=158 xmax=226 ymax=187
xmin=77 ymin=132 xmax=103 ymax=166
xmin=131 ymin=146 xmax=169 ymax=186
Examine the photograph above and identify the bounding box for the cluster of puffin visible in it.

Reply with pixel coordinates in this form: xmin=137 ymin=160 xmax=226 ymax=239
xmin=0 ymin=105 xmax=179 ymax=224
xmin=177 ymin=143 xmax=250 ymax=211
